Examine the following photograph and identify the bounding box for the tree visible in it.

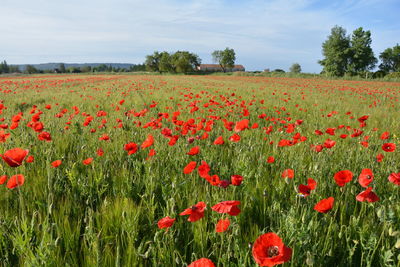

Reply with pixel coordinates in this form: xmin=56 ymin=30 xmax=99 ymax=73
xmin=159 ymin=52 xmax=174 ymax=73
xmin=289 ymin=63 xmax=301 ymax=73
xmin=145 ymin=51 xmax=161 ymax=72
xmin=171 ymin=51 xmax=201 ymax=73
xmin=0 ymin=60 xmax=10 ymax=74
xmin=319 ymin=26 xmax=351 ymax=76
xmin=59 ymin=63 xmax=66 ymax=73
xmin=25 ymin=65 xmax=38 ymax=74
xmin=212 ymin=48 xmax=236 ymax=72
xmin=379 ymin=44 xmax=400 ymax=73
xmin=80 ymin=66 xmax=92 ymax=73
xmin=348 ymin=27 xmax=377 ymax=75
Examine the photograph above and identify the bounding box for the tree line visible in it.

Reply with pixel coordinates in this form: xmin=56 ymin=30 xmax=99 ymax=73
xmin=319 ymin=26 xmax=399 ymax=77
xmin=145 ymin=48 xmax=236 ymax=73
xmin=0 ymin=62 xmax=146 ymax=74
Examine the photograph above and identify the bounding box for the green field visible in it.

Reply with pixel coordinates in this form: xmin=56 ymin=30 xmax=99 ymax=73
xmin=0 ymin=74 xmax=399 ymax=266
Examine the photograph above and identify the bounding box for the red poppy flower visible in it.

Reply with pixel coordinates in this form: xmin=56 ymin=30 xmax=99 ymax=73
xmin=388 ymin=172 xmax=400 ymax=186
xmin=38 ymin=131 xmax=52 ymax=141
xmin=1 ymin=148 xmax=29 ymax=167
xmin=314 ymin=197 xmax=334 ymax=213
xmin=6 ymin=174 xmax=25 ymax=189
xmin=334 ymin=170 xmax=353 ymax=187
xmin=168 ymin=135 xmax=179 ymax=146
xmin=311 ymin=144 xmax=323 ymax=152
xmin=141 ymin=134 xmax=154 ymax=149
xmin=298 ymin=178 xmax=317 ymax=197
xmin=187 ymin=146 xmax=200 ymax=155
xmin=51 ymin=160 xmax=62 ymax=168
xmin=213 ymin=136 xmax=224 ymax=145
xmin=97 ymin=148 xmax=104 ymax=156
xmin=252 ymin=232 xmax=292 ymax=267
xmin=356 ymin=187 xmax=379 ymax=202
xmin=229 ymin=133 xmax=241 ymax=142
xmin=267 ymin=156 xmax=275 ymax=163
xmin=211 ymin=201 xmax=241 ymax=216
xmin=198 ymin=161 xmax=210 ymax=178
xmin=358 ymin=169 xmax=373 ymax=188
xmin=376 ymin=153 xmax=384 ymax=162
xmin=325 ymin=128 xmax=336 ymax=135
xmin=99 ymin=134 xmax=110 ymax=141
xmin=231 ymin=175 xmax=243 ymax=186
xmin=157 ymin=216 xmax=176 ymax=230
xmin=357 ymin=115 xmax=369 ymax=123
xmin=146 ymin=149 xmax=156 ymax=160
xmin=183 ymin=161 xmax=197 ymax=174
xmin=216 ymin=218 xmax=230 ymax=233
xmin=281 ymin=169 xmax=294 ymax=179
xmin=20 ymin=151 xmax=31 ymax=163
xmin=179 ymin=201 xmax=206 ymax=222
xmin=82 ymin=158 xmax=93 ymax=165
xmin=382 ymin=143 xmax=396 ymax=152
xmin=188 ymin=258 xmax=215 ymax=267
xmin=234 ymin=119 xmax=249 ymax=132
xmin=323 ymin=139 xmax=336 ymax=149
xmin=124 ymin=142 xmax=138 ymax=155
xmin=380 ymin=131 xmax=390 ymax=140
xmin=0 ymin=130 xmax=10 ymax=143
xmin=0 ymin=175 xmax=7 ymax=185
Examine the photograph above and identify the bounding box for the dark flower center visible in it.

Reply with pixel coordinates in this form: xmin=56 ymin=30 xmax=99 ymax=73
xmin=267 ymin=246 xmax=280 ymax=257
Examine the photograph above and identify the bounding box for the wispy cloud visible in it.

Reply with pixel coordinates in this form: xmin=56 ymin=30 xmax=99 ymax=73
xmin=0 ymin=0 xmax=398 ymax=72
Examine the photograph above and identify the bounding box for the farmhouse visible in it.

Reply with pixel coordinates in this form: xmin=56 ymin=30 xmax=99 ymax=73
xmin=197 ymin=64 xmax=245 ymax=72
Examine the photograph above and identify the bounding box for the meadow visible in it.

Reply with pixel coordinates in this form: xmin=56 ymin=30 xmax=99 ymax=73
xmin=0 ymin=74 xmax=399 ymax=266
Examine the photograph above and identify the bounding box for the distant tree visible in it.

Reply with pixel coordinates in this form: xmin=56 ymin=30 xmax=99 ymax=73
xmin=8 ymin=65 xmax=20 ymax=73
xmin=129 ymin=64 xmax=146 ymax=72
xmin=0 ymin=60 xmax=10 ymax=74
xmin=80 ymin=66 xmax=92 ymax=73
xmin=319 ymin=26 xmax=351 ymax=76
xmin=379 ymin=44 xmax=400 ymax=73
xmin=289 ymin=63 xmax=301 ymax=73
xmin=67 ymin=67 xmax=81 ymax=73
xmin=273 ymin=69 xmax=285 ymax=73
xmin=25 ymin=65 xmax=38 ymax=74
xmin=212 ymin=48 xmax=236 ymax=72
xmin=159 ymin=52 xmax=174 ymax=73
xmin=59 ymin=63 xmax=66 ymax=73
xmin=348 ymin=27 xmax=377 ymax=75
xmin=171 ymin=51 xmax=201 ymax=73
xmin=145 ymin=51 xmax=162 ymax=72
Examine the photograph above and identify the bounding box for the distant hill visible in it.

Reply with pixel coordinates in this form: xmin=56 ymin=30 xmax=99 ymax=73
xmin=12 ymin=63 xmax=139 ymax=71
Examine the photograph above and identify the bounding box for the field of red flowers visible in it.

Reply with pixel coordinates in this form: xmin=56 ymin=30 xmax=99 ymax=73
xmin=0 ymin=74 xmax=399 ymax=266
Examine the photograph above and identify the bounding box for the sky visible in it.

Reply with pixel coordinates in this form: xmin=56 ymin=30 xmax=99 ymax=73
xmin=0 ymin=0 xmax=399 ymax=73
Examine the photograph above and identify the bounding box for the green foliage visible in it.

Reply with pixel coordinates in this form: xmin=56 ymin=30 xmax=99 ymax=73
xmin=320 ymin=26 xmax=379 ymax=77
xmin=0 ymin=60 xmax=10 ymax=74
xmin=273 ymin=69 xmax=285 ymax=73
xmin=319 ymin=26 xmax=351 ymax=77
xmin=379 ymin=44 xmax=400 ymax=73
xmin=212 ymin=48 xmax=236 ymax=72
xmin=59 ymin=63 xmax=66 ymax=73
xmin=348 ymin=27 xmax=377 ymax=75
xmin=145 ymin=51 xmax=201 ymax=74
xmin=24 ymin=65 xmax=38 ymax=74
xmin=159 ymin=52 xmax=174 ymax=73
xmin=145 ymin=51 xmax=161 ymax=72
xmin=289 ymin=63 xmax=301 ymax=73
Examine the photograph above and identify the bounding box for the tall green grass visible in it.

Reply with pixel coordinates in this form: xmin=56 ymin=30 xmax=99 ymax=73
xmin=0 ymin=75 xmax=399 ymax=266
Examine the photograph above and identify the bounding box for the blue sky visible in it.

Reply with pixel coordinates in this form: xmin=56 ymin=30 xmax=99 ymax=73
xmin=1 ymin=0 xmax=399 ymax=72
